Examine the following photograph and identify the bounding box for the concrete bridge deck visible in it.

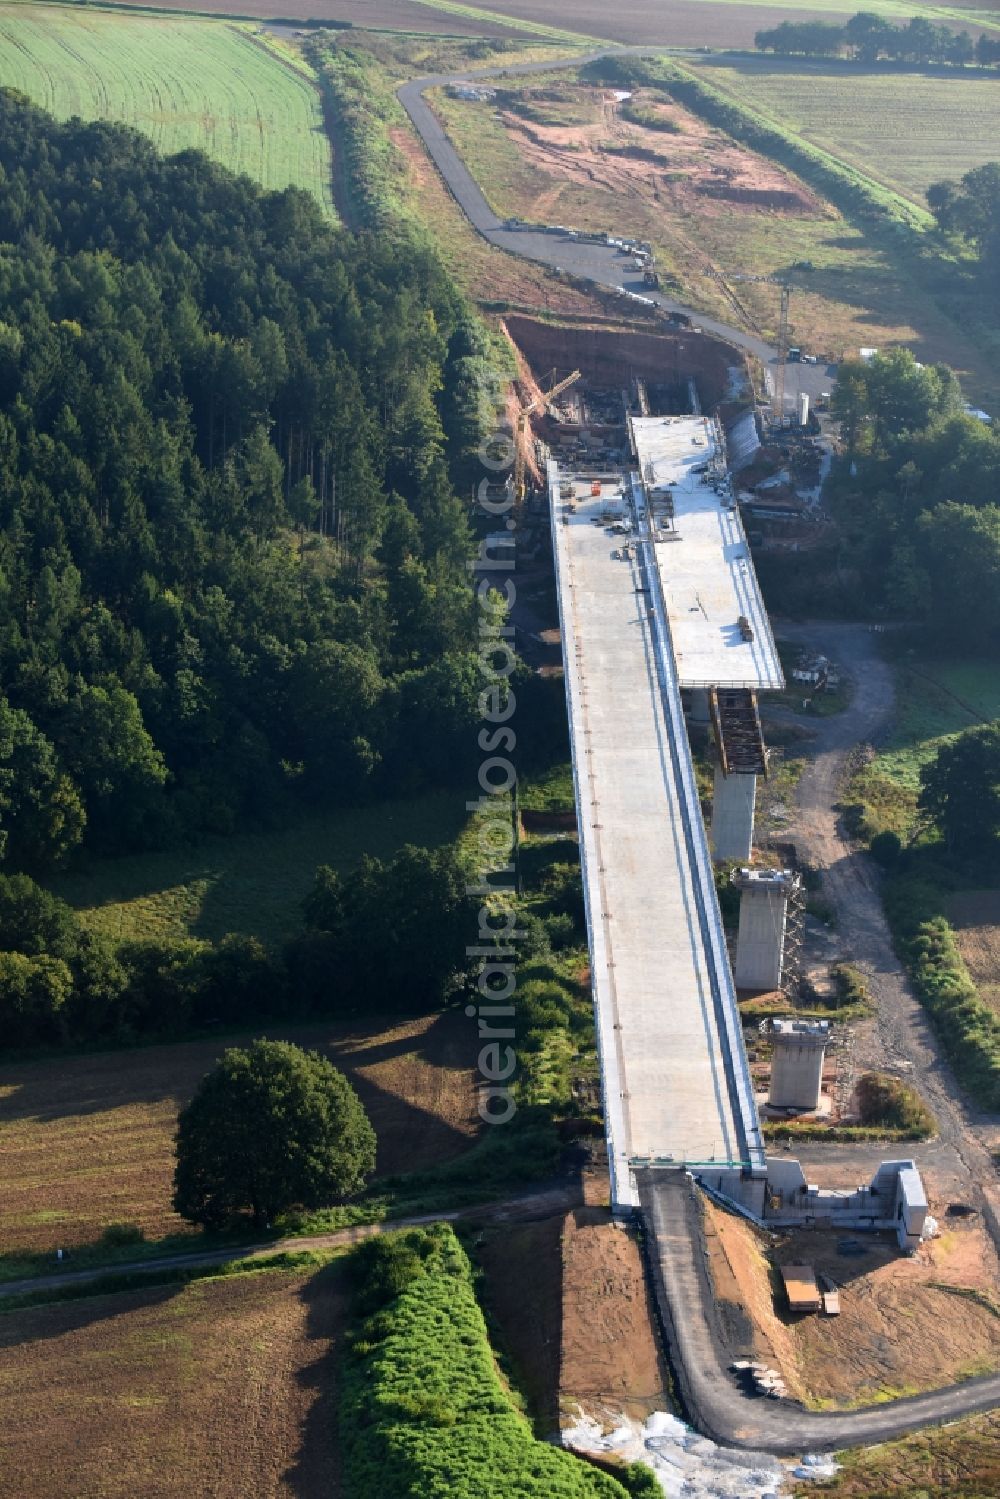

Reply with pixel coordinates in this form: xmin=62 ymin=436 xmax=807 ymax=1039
xmin=549 ymin=459 xmax=764 ymax=1209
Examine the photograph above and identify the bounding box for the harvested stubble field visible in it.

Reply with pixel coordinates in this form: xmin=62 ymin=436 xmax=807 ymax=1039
xmin=430 ymin=76 xmax=991 ymax=368
xmin=694 ymin=58 xmax=1000 ymax=205
xmin=0 ymin=1011 xmax=479 ymax=1260
xmin=0 ymin=1264 xmax=347 ymax=1498
xmin=948 ymin=890 xmax=1000 ymax=1017
xmin=0 ymin=7 xmax=335 ymax=210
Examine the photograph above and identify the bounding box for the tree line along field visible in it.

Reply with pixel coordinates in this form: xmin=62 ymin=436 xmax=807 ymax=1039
xmin=0 ymin=1012 xmax=479 ymax=1263
xmin=692 ymin=57 xmax=1000 ymax=205
xmin=0 ymin=7 xmax=336 ymax=212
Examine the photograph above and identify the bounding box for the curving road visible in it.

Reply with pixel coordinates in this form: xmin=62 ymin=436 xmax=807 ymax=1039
xmin=397 ymin=50 xmax=836 ymax=410
xmin=642 ymin=1170 xmax=1000 ymax=1454
xmin=399 ymin=59 xmax=1000 ymax=1450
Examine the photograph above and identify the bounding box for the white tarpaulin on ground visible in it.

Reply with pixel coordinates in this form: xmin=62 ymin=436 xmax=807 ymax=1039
xmin=562 ymin=1409 xmax=786 ymax=1498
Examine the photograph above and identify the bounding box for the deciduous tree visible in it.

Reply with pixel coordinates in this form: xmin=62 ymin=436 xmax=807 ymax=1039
xmin=173 ymin=1039 xmax=376 ymax=1228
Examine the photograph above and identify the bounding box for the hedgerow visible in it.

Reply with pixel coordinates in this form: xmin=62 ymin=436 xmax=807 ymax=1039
xmin=340 ymin=1225 xmax=651 ymax=1498
xmin=307 ymin=39 xmax=432 ymax=241
xmin=884 ymin=875 xmax=1000 ymax=1109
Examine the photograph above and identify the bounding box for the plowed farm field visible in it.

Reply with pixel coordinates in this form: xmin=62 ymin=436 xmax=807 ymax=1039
xmin=0 ymin=1265 xmax=347 ymax=1499
xmin=0 ymin=7 xmax=335 ymax=210
xmin=118 ymin=0 xmax=539 ymax=37
xmin=0 ymin=1012 xmax=479 ymax=1263
xmin=110 ymin=0 xmax=1000 ymax=48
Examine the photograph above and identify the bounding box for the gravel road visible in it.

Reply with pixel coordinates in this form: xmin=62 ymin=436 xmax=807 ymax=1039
xmin=775 ymin=621 xmax=999 ymax=1191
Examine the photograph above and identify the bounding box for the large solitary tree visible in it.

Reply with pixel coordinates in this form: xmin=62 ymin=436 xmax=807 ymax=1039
xmin=173 ymin=1039 xmax=376 ymax=1228
xmin=918 ymin=721 xmax=1000 ymax=863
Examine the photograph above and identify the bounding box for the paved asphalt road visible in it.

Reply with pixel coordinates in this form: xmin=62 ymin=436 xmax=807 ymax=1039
xmin=394 ymin=65 xmax=1000 ymax=1446
xmin=643 ymin=1170 xmax=1000 ymax=1454
xmin=397 ymin=50 xmax=836 ymax=413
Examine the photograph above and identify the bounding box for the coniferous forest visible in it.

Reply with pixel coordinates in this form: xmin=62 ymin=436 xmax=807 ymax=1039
xmin=0 ymin=89 xmax=499 ymax=878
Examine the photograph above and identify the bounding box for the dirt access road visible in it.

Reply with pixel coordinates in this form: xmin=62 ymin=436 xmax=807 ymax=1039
xmin=775 ymin=621 xmax=1000 ymax=1191
xmin=397 ymin=50 xmax=834 ymax=417
xmin=0 ymin=1183 xmax=584 ymax=1302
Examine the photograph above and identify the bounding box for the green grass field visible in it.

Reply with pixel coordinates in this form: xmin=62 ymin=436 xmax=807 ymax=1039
xmin=693 ymin=58 xmax=1000 ymax=207
xmin=849 ymin=657 xmax=1000 ymax=839
xmin=874 ymin=659 xmax=1000 ymax=791
xmin=0 ymin=7 xmax=335 ymax=212
xmin=51 ymin=792 xmax=465 ymax=946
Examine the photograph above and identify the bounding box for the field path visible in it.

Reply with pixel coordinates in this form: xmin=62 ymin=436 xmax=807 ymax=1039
xmin=0 ymin=1182 xmax=584 ymax=1301
xmin=775 ymin=621 xmax=1000 ymax=1184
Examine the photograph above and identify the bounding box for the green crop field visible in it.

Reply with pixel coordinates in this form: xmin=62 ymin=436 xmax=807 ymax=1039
xmin=694 ymin=58 xmax=1000 ymax=205
xmin=0 ymin=7 xmax=334 ymax=212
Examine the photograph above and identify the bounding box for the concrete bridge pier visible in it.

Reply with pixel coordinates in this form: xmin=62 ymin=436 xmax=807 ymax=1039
xmin=711 ymin=767 xmax=756 ymax=862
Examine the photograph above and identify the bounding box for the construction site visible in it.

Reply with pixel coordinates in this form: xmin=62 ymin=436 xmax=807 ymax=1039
xmin=494 ymin=313 xmax=1000 ymax=1458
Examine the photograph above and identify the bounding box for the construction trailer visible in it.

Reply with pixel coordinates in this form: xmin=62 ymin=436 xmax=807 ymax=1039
xmin=780 ymin=1263 xmax=822 ymax=1313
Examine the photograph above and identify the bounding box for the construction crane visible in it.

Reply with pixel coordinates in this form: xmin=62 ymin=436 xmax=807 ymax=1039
xmin=730 ymin=274 xmax=791 ymax=426
xmin=513 ymin=368 xmax=582 ymax=504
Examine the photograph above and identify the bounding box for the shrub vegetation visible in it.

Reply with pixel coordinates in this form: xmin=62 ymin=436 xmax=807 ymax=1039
xmin=341 ymin=1224 xmax=652 ymax=1498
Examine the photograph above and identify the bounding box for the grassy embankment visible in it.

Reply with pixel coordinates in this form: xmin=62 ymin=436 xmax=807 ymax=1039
xmin=309 ymin=31 xmax=606 ymax=314
xmin=340 ymin=1224 xmax=655 ymax=1498
xmin=846 ymin=656 xmax=1000 ymax=1109
xmin=798 ymin=1407 xmax=1000 ymax=1498
xmin=0 ymin=6 xmax=336 ymax=211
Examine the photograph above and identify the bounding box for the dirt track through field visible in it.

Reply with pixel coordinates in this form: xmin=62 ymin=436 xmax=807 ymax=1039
xmin=775 ymin=622 xmax=1000 ymax=1182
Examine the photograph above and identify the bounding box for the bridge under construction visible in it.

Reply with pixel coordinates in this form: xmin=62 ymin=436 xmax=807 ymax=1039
xmin=549 ymin=414 xmax=778 ymax=1210
xmin=549 ymin=413 xmax=928 ymax=1248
